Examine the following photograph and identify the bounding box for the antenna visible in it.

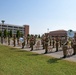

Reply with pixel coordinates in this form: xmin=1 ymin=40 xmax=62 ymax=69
xmin=47 ymin=28 xmax=49 ymax=33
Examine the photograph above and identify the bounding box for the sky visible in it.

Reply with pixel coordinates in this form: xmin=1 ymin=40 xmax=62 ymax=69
xmin=0 ymin=0 xmax=76 ymax=35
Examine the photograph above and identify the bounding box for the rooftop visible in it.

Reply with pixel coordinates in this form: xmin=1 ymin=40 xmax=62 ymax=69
xmin=0 ymin=23 xmax=23 ymax=27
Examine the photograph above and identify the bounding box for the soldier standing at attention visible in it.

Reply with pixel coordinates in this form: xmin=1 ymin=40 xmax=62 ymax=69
xmin=41 ymin=35 xmax=45 ymax=49
xmin=52 ymin=38 xmax=55 ymax=48
xmin=50 ymin=38 xmax=51 ymax=46
xmin=55 ymin=36 xmax=59 ymax=52
xmin=30 ymin=35 xmax=34 ymax=51
xmin=72 ymin=40 xmax=76 ymax=55
xmin=62 ymin=42 xmax=68 ymax=58
xmin=44 ymin=35 xmax=49 ymax=54
xmin=13 ymin=34 xmax=16 ymax=47
xmin=22 ymin=37 xmax=25 ymax=49
xmin=59 ymin=38 xmax=62 ymax=47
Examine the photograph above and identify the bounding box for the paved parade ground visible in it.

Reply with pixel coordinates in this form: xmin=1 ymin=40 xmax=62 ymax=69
xmin=5 ymin=43 xmax=76 ymax=63
xmin=21 ymin=47 xmax=76 ymax=62
xmin=0 ymin=37 xmax=75 ymax=63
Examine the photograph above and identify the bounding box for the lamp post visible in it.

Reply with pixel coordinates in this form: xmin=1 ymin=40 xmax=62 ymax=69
xmin=47 ymin=28 xmax=49 ymax=33
xmin=1 ymin=20 xmax=5 ymax=44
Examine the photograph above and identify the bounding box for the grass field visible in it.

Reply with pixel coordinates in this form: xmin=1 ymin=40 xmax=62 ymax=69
xmin=0 ymin=44 xmax=76 ymax=75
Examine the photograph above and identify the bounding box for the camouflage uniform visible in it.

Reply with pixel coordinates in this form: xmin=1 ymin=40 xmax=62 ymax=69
xmin=13 ymin=34 xmax=16 ymax=47
xmin=62 ymin=42 xmax=68 ymax=58
xmin=59 ymin=39 xmax=62 ymax=47
xmin=22 ymin=38 xmax=25 ymax=49
xmin=30 ymin=36 xmax=34 ymax=51
xmin=52 ymin=38 xmax=55 ymax=48
xmin=72 ymin=41 xmax=76 ymax=55
xmin=41 ymin=36 xmax=45 ymax=49
xmin=56 ymin=37 xmax=58 ymax=52
xmin=44 ymin=36 xmax=49 ymax=53
xmin=50 ymin=39 xmax=51 ymax=46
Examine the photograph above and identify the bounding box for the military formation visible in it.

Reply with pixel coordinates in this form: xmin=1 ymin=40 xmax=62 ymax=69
xmin=1 ymin=29 xmax=76 ymax=58
xmin=17 ymin=32 xmax=76 ymax=58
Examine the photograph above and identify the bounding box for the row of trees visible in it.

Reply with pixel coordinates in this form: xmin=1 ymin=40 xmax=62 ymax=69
xmin=0 ymin=29 xmax=41 ymax=40
xmin=0 ymin=29 xmax=23 ymax=38
xmin=0 ymin=29 xmax=24 ymax=45
xmin=0 ymin=29 xmax=41 ymax=46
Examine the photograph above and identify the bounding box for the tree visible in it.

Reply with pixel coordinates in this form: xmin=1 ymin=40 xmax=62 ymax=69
xmin=7 ymin=31 xmax=10 ymax=45
xmin=16 ymin=30 xmax=21 ymax=38
xmin=3 ymin=29 xmax=8 ymax=44
xmin=7 ymin=31 xmax=10 ymax=37
xmin=38 ymin=34 xmax=40 ymax=38
xmin=35 ymin=34 xmax=37 ymax=38
xmin=20 ymin=32 xmax=23 ymax=37
xmin=9 ymin=30 xmax=12 ymax=38
xmin=4 ymin=29 xmax=7 ymax=38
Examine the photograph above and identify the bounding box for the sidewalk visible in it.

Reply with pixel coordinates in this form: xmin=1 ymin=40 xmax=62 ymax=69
xmin=2 ymin=43 xmax=76 ymax=62
xmin=14 ymin=45 xmax=76 ymax=63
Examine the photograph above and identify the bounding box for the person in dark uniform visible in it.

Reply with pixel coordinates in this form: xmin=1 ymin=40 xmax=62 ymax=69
xmin=41 ymin=35 xmax=45 ymax=49
xmin=30 ymin=35 xmax=34 ymax=51
xmin=50 ymin=38 xmax=51 ymax=46
xmin=59 ymin=38 xmax=62 ymax=47
xmin=55 ymin=36 xmax=59 ymax=52
xmin=22 ymin=37 xmax=25 ymax=49
xmin=52 ymin=38 xmax=55 ymax=48
xmin=44 ymin=35 xmax=49 ymax=54
xmin=13 ymin=34 xmax=16 ymax=47
xmin=34 ymin=36 xmax=36 ymax=45
xmin=62 ymin=42 xmax=68 ymax=58
xmin=22 ymin=42 xmax=24 ymax=49
xmin=72 ymin=40 xmax=76 ymax=55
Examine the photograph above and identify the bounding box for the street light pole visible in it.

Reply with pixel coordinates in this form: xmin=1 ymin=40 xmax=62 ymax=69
xmin=1 ymin=20 xmax=5 ymax=44
xmin=47 ymin=28 xmax=49 ymax=33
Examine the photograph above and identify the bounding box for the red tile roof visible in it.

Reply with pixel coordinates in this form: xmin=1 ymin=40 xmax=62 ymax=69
xmin=49 ymin=29 xmax=67 ymax=36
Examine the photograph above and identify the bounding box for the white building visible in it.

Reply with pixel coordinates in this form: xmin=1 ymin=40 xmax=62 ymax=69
xmin=0 ymin=23 xmax=29 ymax=36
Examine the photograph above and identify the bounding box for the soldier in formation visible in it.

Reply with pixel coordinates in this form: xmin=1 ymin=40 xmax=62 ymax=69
xmin=30 ymin=35 xmax=35 ymax=51
xmin=13 ymin=34 xmax=16 ymax=47
xmin=41 ymin=35 xmax=46 ymax=49
xmin=62 ymin=42 xmax=68 ymax=58
xmin=55 ymin=37 xmax=59 ymax=52
xmin=52 ymin=38 xmax=55 ymax=48
xmin=71 ymin=39 xmax=76 ymax=55
xmin=59 ymin=38 xmax=62 ymax=47
xmin=44 ymin=35 xmax=49 ymax=53
xmin=62 ymin=37 xmax=76 ymax=58
xmin=22 ymin=37 xmax=25 ymax=49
